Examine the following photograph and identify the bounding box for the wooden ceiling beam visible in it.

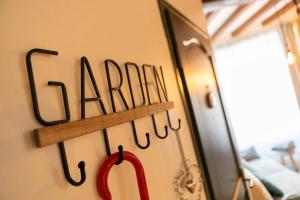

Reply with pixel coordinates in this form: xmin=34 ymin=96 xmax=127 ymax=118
xmin=262 ymin=1 xmax=295 ymax=26
xmin=206 ymin=11 xmax=219 ymax=23
xmin=232 ymin=0 xmax=280 ymax=37
xmin=212 ymin=3 xmax=252 ymax=41
xmin=206 ymin=11 xmax=214 ymax=19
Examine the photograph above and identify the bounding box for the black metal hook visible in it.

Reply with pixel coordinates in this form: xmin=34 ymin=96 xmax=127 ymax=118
xmin=166 ymin=111 xmax=181 ymax=131
xmin=105 ymin=59 xmax=150 ymax=149
xmin=58 ymin=142 xmax=86 ymax=186
xmin=125 ymin=62 xmax=150 ymax=149
xmin=115 ymin=145 xmax=124 ymax=165
xmin=26 ymin=48 xmax=86 ymax=186
xmin=102 ymin=132 xmax=124 ymax=164
xmin=152 ymin=117 xmax=169 ymax=139
xmin=142 ymin=64 xmax=169 ymax=139
xmin=131 ymin=121 xmax=151 ymax=149
xmin=157 ymin=66 xmax=181 ymax=131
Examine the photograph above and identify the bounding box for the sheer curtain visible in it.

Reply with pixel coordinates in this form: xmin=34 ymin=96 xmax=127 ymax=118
xmin=214 ymin=31 xmax=300 ymax=153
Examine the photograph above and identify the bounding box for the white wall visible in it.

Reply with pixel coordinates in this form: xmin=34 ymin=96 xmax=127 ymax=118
xmin=0 ymin=0 xmax=207 ymax=199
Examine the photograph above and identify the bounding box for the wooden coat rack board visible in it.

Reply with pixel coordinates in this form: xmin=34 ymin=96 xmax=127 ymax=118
xmin=36 ymin=101 xmax=174 ymax=147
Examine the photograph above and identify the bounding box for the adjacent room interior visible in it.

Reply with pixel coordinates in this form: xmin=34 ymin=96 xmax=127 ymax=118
xmin=205 ymin=0 xmax=300 ymax=199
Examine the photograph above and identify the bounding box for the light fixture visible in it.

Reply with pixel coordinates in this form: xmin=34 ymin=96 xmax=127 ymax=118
xmin=274 ymin=0 xmax=297 ymax=66
xmin=287 ymin=49 xmax=296 ymax=65
xmin=283 ymin=0 xmax=300 ymax=66
xmin=182 ymin=37 xmax=200 ymax=46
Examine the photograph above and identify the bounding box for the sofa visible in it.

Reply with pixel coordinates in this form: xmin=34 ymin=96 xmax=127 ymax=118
xmin=242 ymin=151 xmax=300 ymax=200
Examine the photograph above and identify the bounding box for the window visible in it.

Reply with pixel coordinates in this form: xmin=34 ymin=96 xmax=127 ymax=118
xmin=214 ymin=31 xmax=300 ymax=152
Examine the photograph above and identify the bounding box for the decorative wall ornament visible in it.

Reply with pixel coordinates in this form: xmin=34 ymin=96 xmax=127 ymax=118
xmin=173 ymin=130 xmax=203 ymax=200
xmin=206 ymin=91 xmax=216 ymax=108
xmin=174 ymin=159 xmax=203 ymax=200
xmin=205 ymin=86 xmax=216 ymax=108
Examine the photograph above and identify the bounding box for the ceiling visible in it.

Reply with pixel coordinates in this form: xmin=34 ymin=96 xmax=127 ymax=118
xmin=203 ymin=0 xmax=255 ymax=11
xmin=203 ymin=0 xmax=299 ymax=46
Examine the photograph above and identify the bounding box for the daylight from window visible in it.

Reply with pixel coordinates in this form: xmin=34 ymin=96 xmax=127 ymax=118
xmin=214 ymin=31 xmax=300 ymax=153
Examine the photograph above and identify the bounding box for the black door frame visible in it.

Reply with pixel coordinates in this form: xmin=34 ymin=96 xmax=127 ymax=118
xmin=157 ymin=1 xmax=251 ymax=199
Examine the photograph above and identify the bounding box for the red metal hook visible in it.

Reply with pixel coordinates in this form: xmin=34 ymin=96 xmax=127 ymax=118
xmin=97 ymin=151 xmax=149 ymax=200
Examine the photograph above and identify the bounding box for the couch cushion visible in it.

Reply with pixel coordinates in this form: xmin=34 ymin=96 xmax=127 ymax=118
xmin=244 ymin=160 xmax=284 ymax=197
xmin=266 ymin=170 xmax=300 ymax=199
xmin=246 ymin=157 xmax=285 ymax=176
xmin=246 ymin=157 xmax=300 ymax=199
xmin=240 ymin=146 xmax=260 ymax=161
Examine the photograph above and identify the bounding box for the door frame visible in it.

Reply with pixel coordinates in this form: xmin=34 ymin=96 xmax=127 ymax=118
xmin=157 ymin=1 xmax=251 ymax=199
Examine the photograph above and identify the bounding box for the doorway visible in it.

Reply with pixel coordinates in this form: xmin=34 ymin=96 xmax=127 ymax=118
xmin=214 ymin=30 xmax=300 ymax=197
xmin=159 ymin=3 xmax=250 ymax=200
